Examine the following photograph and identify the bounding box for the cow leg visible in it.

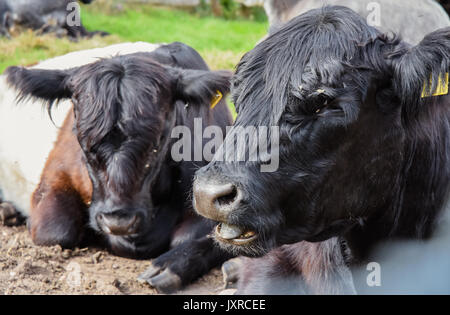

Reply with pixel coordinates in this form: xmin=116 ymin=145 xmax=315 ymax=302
xmin=29 ymin=187 xmax=89 ymax=249
xmin=237 ymin=238 xmax=357 ymax=295
xmin=18 ymin=11 xmax=46 ymax=31
xmin=87 ymin=30 xmax=110 ymax=37
xmin=0 ymin=201 xmax=25 ymax=226
xmin=138 ymin=236 xmax=232 ymax=294
xmin=64 ymin=24 xmax=109 ymax=39
xmin=18 ymin=11 xmax=69 ymax=38
xmin=138 ymin=217 xmax=233 ymax=293
xmin=221 ymin=257 xmax=245 ymax=289
xmin=0 ymin=12 xmax=12 ymax=38
xmin=236 ymin=252 xmax=309 ymax=295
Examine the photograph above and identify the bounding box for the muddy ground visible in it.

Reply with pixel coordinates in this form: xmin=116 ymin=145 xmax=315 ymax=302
xmin=0 ymin=224 xmax=225 ymax=295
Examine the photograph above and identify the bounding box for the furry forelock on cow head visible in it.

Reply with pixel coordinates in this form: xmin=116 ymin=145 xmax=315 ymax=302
xmin=69 ymin=56 xmax=172 ymax=195
xmin=232 ymin=5 xmax=396 ymax=128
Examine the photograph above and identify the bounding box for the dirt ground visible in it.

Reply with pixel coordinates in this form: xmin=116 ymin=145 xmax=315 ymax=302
xmin=0 ymin=224 xmax=225 ymax=295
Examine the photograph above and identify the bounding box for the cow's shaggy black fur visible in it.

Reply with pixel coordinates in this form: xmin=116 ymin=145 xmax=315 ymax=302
xmin=194 ymin=6 xmax=450 ymax=293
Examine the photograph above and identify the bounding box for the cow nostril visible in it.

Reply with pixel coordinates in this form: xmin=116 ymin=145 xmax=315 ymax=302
xmin=193 ymin=181 xmax=242 ymax=222
xmin=216 ymin=185 xmax=238 ymax=207
xmin=96 ymin=211 xmax=141 ymax=236
xmin=97 ymin=213 xmax=104 ymax=221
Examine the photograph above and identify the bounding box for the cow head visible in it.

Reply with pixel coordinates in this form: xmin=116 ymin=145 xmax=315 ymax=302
xmin=6 ymin=53 xmax=231 ymax=257
xmin=193 ymin=6 xmax=450 ymax=256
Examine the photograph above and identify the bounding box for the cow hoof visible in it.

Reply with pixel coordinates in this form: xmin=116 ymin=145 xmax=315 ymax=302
xmin=222 ymin=257 xmax=244 ymax=289
xmin=138 ymin=262 xmax=182 ymax=294
xmin=0 ymin=202 xmax=24 ymax=226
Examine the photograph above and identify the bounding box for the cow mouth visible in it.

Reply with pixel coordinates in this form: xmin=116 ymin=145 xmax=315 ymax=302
xmin=214 ymin=223 xmax=258 ymax=245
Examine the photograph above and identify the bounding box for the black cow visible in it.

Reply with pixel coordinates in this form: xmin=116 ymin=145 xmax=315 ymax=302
xmin=0 ymin=0 xmax=107 ymax=39
xmin=193 ymin=6 xmax=450 ymax=293
xmin=5 ymin=42 xmax=233 ymax=293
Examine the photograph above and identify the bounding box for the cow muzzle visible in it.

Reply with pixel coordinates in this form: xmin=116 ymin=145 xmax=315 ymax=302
xmin=193 ymin=179 xmax=257 ymax=245
xmin=96 ymin=210 xmax=142 ymax=236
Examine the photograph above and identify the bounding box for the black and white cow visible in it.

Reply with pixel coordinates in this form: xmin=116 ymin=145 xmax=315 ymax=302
xmin=2 ymin=41 xmax=233 ymax=293
xmin=263 ymin=0 xmax=449 ymax=44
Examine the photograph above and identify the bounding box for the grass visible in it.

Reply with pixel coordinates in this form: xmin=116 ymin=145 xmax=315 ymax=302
xmin=0 ymin=2 xmax=267 ymax=117
xmin=0 ymin=2 xmax=268 ymax=72
xmin=0 ymin=31 xmax=121 ymax=71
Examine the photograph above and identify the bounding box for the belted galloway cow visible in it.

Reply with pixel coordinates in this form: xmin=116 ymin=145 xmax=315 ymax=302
xmin=1 ymin=41 xmax=233 ymax=293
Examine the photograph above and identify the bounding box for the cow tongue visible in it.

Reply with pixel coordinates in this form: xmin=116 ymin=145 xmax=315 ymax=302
xmin=218 ymin=223 xmax=244 ymax=239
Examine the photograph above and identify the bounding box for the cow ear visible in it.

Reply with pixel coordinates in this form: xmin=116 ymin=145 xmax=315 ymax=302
xmin=5 ymin=66 xmax=73 ymax=106
xmin=389 ymin=27 xmax=450 ymax=111
xmin=171 ymin=68 xmax=232 ymax=107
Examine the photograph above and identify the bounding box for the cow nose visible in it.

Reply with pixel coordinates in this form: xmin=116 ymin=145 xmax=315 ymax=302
xmin=96 ymin=210 xmax=141 ymax=236
xmin=193 ymin=181 xmax=242 ymax=222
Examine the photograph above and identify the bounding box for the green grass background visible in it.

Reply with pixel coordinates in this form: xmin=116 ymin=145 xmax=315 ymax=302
xmin=0 ymin=2 xmax=268 ymax=117
xmin=0 ymin=2 xmax=268 ymax=72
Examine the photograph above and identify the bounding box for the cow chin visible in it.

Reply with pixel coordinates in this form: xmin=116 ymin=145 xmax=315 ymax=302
xmin=105 ymin=230 xmax=170 ymax=259
xmin=211 ymin=226 xmax=311 ymax=258
xmin=212 ymin=220 xmax=348 ymax=257
xmin=212 ymin=231 xmax=274 ymax=258
xmin=210 ymin=220 xmax=284 ymax=258
xmin=107 ymin=235 xmax=141 ymax=258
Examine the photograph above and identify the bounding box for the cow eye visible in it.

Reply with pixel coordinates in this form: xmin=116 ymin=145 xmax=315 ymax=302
xmin=312 ymin=95 xmax=330 ymax=114
xmin=288 ymin=93 xmax=335 ymax=116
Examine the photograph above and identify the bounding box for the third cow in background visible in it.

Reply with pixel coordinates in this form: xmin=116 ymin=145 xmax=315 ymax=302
xmin=263 ymin=0 xmax=449 ymax=44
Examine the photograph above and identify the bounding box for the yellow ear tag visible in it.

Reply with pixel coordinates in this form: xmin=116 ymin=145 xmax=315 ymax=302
xmin=421 ymin=72 xmax=448 ymax=98
xmin=210 ymin=90 xmax=223 ymax=109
